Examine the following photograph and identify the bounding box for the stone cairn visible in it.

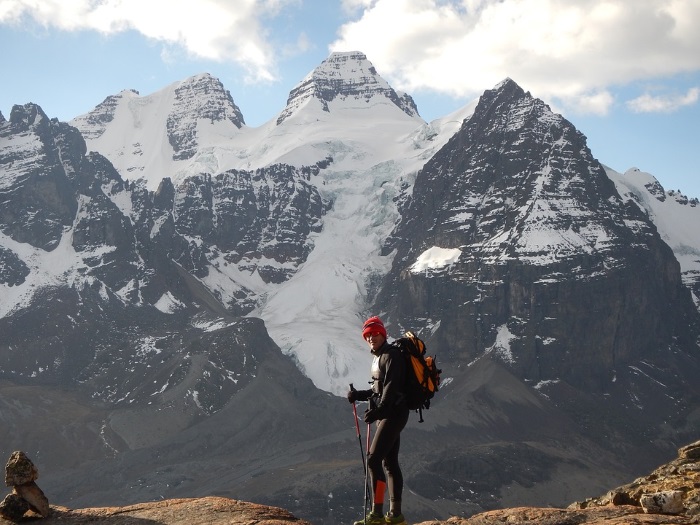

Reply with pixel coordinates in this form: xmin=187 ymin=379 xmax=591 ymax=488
xmin=0 ymin=451 xmax=50 ymax=520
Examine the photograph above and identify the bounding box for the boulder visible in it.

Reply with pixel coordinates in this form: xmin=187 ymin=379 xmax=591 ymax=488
xmin=4 ymin=451 xmax=38 ymax=486
xmin=14 ymin=482 xmax=50 ymax=517
xmin=0 ymin=493 xmax=29 ymax=521
xmin=640 ymin=490 xmax=684 ymax=515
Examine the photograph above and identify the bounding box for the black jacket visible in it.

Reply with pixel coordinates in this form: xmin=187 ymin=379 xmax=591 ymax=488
xmin=357 ymin=341 xmax=407 ymax=420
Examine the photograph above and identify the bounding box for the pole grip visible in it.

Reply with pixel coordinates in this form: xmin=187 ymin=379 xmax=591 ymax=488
xmin=350 ymin=382 xmax=362 ymax=434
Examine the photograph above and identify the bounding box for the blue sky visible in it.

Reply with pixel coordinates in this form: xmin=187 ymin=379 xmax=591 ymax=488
xmin=1 ymin=0 xmax=698 ymax=198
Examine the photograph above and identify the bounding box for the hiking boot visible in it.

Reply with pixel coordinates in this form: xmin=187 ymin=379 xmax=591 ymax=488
xmin=353 ymin=512 xmax=385 ymax=525
xmin=385 ymin=513 xmax=407 ymax=525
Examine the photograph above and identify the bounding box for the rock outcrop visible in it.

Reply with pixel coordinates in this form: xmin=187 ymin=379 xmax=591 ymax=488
xmin=570 ymin=440 xmax=700 ymax=517
xmin=415 ymin=440 xmax=700 ymax=525
xmin=417 ymin=505 xmax=697 ymax=524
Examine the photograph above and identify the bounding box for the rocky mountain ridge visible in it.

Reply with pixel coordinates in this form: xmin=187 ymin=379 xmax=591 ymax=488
xmin=2 ymin=440 xmax=698 ymax=524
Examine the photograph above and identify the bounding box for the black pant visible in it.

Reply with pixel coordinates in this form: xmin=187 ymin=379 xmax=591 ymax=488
xmin=367 ymin=406 xmax=409 ymax=508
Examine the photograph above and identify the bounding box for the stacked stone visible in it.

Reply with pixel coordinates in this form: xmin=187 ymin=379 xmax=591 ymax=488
xmin=0 ymin=451 xmax=50 ymax=520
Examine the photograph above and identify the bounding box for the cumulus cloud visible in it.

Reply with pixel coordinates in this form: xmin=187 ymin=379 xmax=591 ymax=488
xmin=627 ymin=87 xmax=700 ymax=113
xmin=330 ymin=0 xmax=700 ymax=115
xmin=3 ymin=0 xmax=698 ymax=116
xmin=0 ymin=0 xmax=295 ymax=82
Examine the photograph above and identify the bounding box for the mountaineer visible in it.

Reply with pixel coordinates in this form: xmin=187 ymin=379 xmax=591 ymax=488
xmin=348 ymin=316 xmax=409 ymax=525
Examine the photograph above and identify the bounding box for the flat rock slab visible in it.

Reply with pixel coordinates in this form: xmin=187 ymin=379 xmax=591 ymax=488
xmin=0 ymin=496 xmax=311 ymax=525
xmin=416 ymin=505 xmax=699 ymax=525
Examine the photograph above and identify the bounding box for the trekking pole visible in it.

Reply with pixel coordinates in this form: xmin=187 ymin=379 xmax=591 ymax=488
xmin=350 ymin=383 xmax=372 ymax=521
xmin=350 ymin=384 xmax=367 ymax=475
xmin=365 ymin=419 xmax=372 ymax=521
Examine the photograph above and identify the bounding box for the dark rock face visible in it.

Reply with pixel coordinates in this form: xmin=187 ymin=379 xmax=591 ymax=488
xmin=380 ymin=78 xmax=700 ymax=391
xmin=277 ymin=51 xmax=420 ymax=124
xmin=0 ymin=104 xmax=80 ymax=251
xmin=0 ymin=246 xmax=29 ymax=285
xmin=172 ymin=164 xmax=326 ymax=282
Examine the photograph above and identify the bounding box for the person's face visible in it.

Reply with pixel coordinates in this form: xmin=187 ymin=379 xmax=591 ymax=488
xmin=365 ymin=331 xmax=386 ymax=351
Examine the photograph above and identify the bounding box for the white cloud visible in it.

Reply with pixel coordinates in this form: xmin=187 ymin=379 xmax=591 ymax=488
xmin=330 ymin=0 xmax=700 ymax=115
xmin=626 ymin=87 xmax=700 ymax=113
xmin=0 ymin=0 xmax=291 ymax=82
xmin=572 ymin=90 xmax=615 ymax=116
xmin=3 ymin=0 xmax=699 ymax=118
xmin=341 ymin=0 xmax=377 ymax=13
xmin=281 ymin=31 xmax=314 ymax=58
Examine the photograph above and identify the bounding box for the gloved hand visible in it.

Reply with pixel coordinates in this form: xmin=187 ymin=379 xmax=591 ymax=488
xmin=364 ymin=408 xmax=379 ymax=424
xmin=348 ymin=388 xmax=370 ymax=403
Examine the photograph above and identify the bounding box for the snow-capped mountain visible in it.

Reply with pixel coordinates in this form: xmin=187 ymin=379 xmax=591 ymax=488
xmin=69 ymin=74 xmax=246 ymax=189
xmin=1 ymin=51 xmax=699 ymax=524
xmin=66 ymin=51 xmax=470 ymax=395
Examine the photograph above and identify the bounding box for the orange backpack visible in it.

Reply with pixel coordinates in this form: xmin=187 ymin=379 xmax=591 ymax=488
xmin=393 ymin=331 xmax=441 ymax=422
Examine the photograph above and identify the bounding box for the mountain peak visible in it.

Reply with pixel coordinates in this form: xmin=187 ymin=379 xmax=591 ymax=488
xmin=276 ymin=51 xmax=420 ymax=124
xmin=172 ymin=73 xmax=245 ymax=128
xmin=166 ymin=73 xmax=246 ymax=160
xmin=9 ymin=103 xmax=49 ymax=129
xmin=493 ymin=76 xmax=521 ymax=92
xmin=481 ymin=77 xmax=529 ymax=110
